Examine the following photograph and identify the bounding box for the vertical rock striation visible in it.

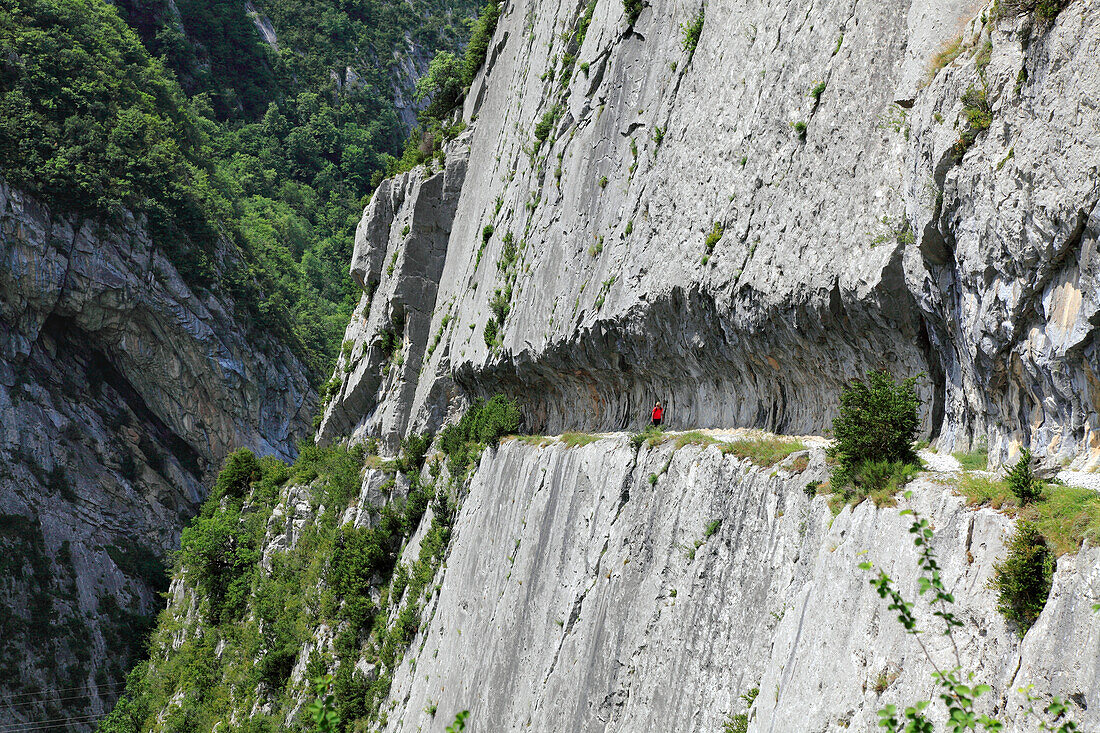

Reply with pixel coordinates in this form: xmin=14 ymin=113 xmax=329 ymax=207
xmin=381 ymin=438 xmax=1100 ymax=732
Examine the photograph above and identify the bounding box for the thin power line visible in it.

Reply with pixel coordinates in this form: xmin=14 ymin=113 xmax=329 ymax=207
xmin=0 ymin=713 xmax=103 ymax=732
xmin=2 ymin=682 xmax=126 ymax=703
xmin=3 ymin=688 xmax=123 ymax=709
xmin=0 ymin=715 xmax=102 ymax=733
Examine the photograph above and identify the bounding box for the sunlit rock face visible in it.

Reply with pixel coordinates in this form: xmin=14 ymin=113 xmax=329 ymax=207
xmin=319 ymin=0 xmax=1098 ymax=470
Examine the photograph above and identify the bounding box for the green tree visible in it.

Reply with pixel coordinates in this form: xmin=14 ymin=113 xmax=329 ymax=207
xmin=214 ymin=449 xmax=262 ymax=499
xmin=1006 ymin=448 xmax=1044 ymax=504
xmin=178 ymin=507 xmax=260 ymax=623
xmin=830 ymin=370 xmax=921 ymax=469
xmin=991 ymin=521 xmax=1054 ymax=633
xmin=416 ymin=51 xmax=465 ymax=121
xmin=307 ymin=675 xmax=340 ymax=732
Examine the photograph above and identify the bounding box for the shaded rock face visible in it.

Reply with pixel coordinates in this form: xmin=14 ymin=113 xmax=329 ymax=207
xmin=382 ymin=439 xmax=1100 ymax=732
xmin=0 ymin=180 xmax=314 ymax=725
xmin=319 ymin=0 xmax=1099 ymax=468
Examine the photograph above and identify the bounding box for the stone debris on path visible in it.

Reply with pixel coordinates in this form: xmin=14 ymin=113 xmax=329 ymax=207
xmin=1057 ymin=470 xmax=1100 ymax=493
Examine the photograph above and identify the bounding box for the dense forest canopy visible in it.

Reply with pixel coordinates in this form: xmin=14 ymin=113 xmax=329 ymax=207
xmin=0 ymin=0 xmax=478 ymax=381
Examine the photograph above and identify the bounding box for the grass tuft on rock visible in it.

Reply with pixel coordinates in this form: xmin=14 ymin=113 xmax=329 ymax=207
xmin=953 ymin=440 xmax=988 ymax=471
xmin=955 ymin=473 xmax=1100 ymax=556
xmin=721 ymin=438 xmax=806 ymax=467
xmin=560 ymin=432 xmax=600 ymax=448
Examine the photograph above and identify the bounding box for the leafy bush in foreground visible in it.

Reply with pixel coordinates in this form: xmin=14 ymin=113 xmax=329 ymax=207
xmin=861 ymin=500 xmax=1076 ymax=731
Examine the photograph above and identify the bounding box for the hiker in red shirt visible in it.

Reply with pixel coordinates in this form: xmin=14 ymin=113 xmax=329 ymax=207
xmin=651 ymin=400 xmax=663 ymax=427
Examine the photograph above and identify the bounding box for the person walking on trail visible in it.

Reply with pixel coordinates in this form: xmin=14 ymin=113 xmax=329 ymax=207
xmin=651 ymin=400 xmax=664 ymax=427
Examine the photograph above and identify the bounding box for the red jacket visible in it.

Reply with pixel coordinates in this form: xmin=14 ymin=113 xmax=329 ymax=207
xmin=652 ymin=405 xmax=663 ymax=420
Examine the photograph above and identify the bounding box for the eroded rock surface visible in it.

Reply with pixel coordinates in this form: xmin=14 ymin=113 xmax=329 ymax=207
xmin=319 ymin=0 xmax=1099 ymax=469
xmin=382 ymin=438 xmax=1100 ymax=732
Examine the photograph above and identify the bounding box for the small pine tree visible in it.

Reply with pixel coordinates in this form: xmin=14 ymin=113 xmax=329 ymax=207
xmin=830 ymin=369 xmax=920 ymax=469
xmin=1006 ymin=448 xmax=1043 ymax=504
xmin=990 ymin=521 xmax=1054 ymax=633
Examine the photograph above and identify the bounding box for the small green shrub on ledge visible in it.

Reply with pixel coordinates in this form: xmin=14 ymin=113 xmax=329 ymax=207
xmin=439 ymin=395 xmax=521 ymax=474
xmin=990 ymin=520 xmax=1054 ymax=634
xmin=680 ymin=7 xmax=704 ymax=62
xmin=628 ymin=425 xmax=664 ymax=450
xmin=623 ymin=0 xmax=642 ymax=25
xmin=213 ymin=449 xmax=262 ymax=499
xmin=828 ymin=369 xmax=922 ymax=506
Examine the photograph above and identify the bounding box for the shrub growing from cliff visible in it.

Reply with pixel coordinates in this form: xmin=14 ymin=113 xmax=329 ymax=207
xmin=680 ymin=7 xmax=704 ymax=62
xmin=533 ymin=104 xmax=563 ymax=149
xmin=623 ymin=0 xmax=643 ymax=25
xmin=1006 ymin=448 xmax=1044 ymax=504
xmin=178 ymin=502 xmax=263 ymax=624
xmin=399 ymin=432 xmax=433 ymax=473
xmin=861 ymin=501 xmax=1077 ymax=729
xmin=439 ymin=395 xmax=521 ymax=474
xmin=992 ymin=0 xmax=1068 ymax=23
xmin=416 ymin=51 xmax=465 ymax=120
xmin=955 ymin=85 xmax=992 ymax=156
xmin=829 ymin=370 xmax=921 ymax=503
xmin=292 ymin=442 xmax=366 ymax=508
xmin=213 ymin=449 xmax=262 ymax=499
xmin=629 ymin=425 xmax=664 ymax=450
xmin=463 ymin=0 xmax=500 ymax=85
xmin=990 ymin=521 xmax=1054 ymax=634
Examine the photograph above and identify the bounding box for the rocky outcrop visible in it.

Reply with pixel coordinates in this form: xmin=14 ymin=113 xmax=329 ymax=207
xmin=905 ymin=6 xmax=1100 ymax=468
xmin=0 ymin=180 xmax=314 ymax=727
xmin=320 ymin=134 xmax=471 ymax=447
xmin=319 ymin=0 xmax=1099 ymax=469
xmin=382 ymin=437 xmax=1100 ymax=732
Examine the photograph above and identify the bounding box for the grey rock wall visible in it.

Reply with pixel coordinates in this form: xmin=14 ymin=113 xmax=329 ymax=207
xmin=319 ymin=0 xmax=1099 ymax=469
xmin=320 ymin=135 xmax=471 ymax=447
xmin=381 ymin=437 xmax=1100 ymax=732
xmin=0 ymin=180 xmax=314 ymax=727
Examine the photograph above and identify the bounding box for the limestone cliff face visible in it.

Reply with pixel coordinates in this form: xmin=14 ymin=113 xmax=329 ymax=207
xmin=0 ymin=180 xmax=314 ymax=724
xmin=381 ymin=439 xmax=1100 ymax=732
xmin=143 ymin=436 xmax=1100 ymax=731
xmin=318 ymin=0 xmax=1099 ymax=469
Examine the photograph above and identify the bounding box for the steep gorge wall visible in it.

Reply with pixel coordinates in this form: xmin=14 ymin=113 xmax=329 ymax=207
xmin=0 ymin=180 xmax=315 ymax=725
xmin=380 ymin=438 xmax=1100 ymax=732
xmin=318 ymin=0 xmax=1100 ymax=469
xmin=131 ymin=435 xmax=1100 ymax=731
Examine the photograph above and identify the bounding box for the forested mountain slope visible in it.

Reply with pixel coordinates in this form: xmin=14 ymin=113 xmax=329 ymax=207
xmin=0 ymin=0 xmax=475 ymax=726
